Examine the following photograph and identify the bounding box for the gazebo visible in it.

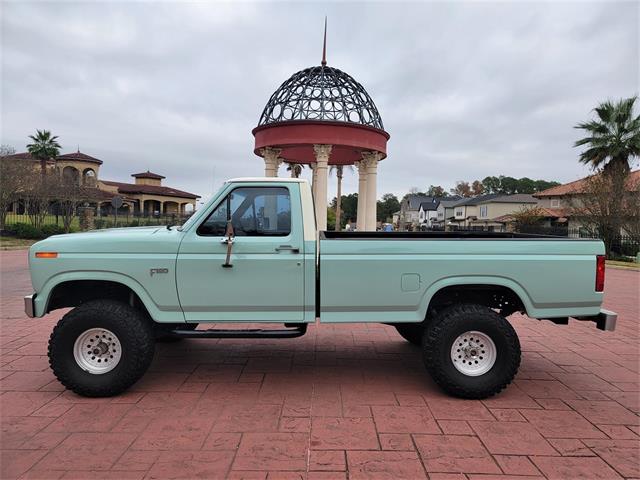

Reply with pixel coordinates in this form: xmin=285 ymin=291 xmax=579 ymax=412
xmin=252 ymin=40 xmax=389 ymax=231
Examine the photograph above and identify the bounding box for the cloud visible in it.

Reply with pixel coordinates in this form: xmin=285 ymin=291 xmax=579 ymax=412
xmin=2 ymin=1 xmax=638 ymax=203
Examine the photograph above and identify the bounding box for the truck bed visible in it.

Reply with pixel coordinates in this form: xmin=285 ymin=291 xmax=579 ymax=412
xmin=318 ymin=231 xmax=605 ymax=323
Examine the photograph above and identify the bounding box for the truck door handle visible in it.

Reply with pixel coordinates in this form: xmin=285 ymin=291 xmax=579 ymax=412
xmin=275 ymin=245 xmax=300 ymax=253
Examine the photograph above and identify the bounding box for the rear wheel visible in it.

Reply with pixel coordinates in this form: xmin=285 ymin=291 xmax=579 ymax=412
xmin=394 ymin=324 xmax=424 ymax=346
xmin=422 ymin=303 xmax=520 ymax=399
xmin=48 ymin=299 xmax=155 ymax=397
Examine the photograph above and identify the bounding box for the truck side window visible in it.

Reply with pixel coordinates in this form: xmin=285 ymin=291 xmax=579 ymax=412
xmin=197 ymin=187 xmax=291 ymax=237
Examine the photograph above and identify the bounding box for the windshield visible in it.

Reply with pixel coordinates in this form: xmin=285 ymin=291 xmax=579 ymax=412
xmin=178 ymin=184 xmax=226 ymax=231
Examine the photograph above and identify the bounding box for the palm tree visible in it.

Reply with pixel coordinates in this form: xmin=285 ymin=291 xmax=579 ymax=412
xmin=285 ymin=163 xmax=304 ymax=178
xmin=574 ymin=96 xmax=640 ymax=250
xmin=575 ymin=96 xmax=640 ymax=175
xmin=329 ymin=164 xmax=353 ymax=231
xmin=27 ymin=130 xmax=61 ymax=175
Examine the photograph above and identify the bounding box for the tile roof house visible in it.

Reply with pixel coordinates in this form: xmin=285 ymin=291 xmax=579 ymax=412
xmin=5 ymin=151 xmax=200 ymax=216
xmin=533 ymin=169 xmax=639 ymax=234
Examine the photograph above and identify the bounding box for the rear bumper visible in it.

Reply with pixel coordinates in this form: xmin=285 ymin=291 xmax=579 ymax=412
xmin=573 ymin=309 xmax=617 ymax=332
xmin=24 ymin=294 xmax=36 ymax=318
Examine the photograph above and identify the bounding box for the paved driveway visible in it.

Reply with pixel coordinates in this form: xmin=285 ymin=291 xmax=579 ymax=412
xmin=1 ymin=249 xmax=638 ymax=479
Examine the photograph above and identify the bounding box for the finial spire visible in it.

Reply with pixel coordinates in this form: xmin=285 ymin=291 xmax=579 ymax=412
xmin=77 ymin=144 xmax=80 ymax=153
xmin=321 ymin=16 xmax=327 ymax=66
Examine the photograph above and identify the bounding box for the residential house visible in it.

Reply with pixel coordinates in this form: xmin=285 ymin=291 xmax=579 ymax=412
xmin=432 ymin=196 xmax=464 ymax=229
xmin=418 ymin=198 xmax=440 ymax=228
xmin=398 ymin=194 xmax=435 ymax=230
xmin=450 ymin=194 xmax=540 ymax=230
xmin=533 ymin=170 xmax=640 ymax=234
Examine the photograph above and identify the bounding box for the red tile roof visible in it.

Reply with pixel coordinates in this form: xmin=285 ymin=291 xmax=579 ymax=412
xmin=131 ymin=171 xmax=165 ymax=179
xmin=101 ymin=180 xmax=199 ymax=199
xmin=2 ymin=152 xmax=38 ymax=161
xmin=3 ymin=151 xmax=103 ymax=164
xmin=534 ymin=170 xmax=640 ymax=197
xmin=57 ymin=152 xmax=103 ymax=164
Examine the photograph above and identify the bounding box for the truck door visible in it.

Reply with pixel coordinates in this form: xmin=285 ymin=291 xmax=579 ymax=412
xmin=176 ymin=184 xmax=305 ymax=322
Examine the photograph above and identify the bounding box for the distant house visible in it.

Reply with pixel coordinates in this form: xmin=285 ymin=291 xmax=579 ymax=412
xmin=418 ymin=198 xmax=440 ymax=227
xmin=432 ymin=196 xmax=464 ymax=228
xmin=449 ymin=194 xmax=540 ymax=230
xmin=4 ymin=150 xmax=200 ymax=217
xmin=398 ymin=194 xmax=435 ymax=229
xmin=533 ymin=170 xmax=640 ymax=234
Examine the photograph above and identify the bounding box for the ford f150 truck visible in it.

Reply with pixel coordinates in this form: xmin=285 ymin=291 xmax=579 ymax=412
xmin=25 ymin=178 xmax=617 ymax=399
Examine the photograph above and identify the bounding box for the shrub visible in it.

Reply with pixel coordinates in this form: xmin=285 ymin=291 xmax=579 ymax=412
xmin=41 ymin=225 xmax=65 ymax=237
xmin=8 ymin=223 xmax=44 ymax=239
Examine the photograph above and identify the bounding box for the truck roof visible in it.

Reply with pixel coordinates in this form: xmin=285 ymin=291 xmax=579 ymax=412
xmin=226 ymin=177 xmax=309 ymax=184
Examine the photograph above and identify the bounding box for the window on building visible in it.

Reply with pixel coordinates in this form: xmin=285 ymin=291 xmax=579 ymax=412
xmin=550 ymin=199 xmax=561 ymax=208
xmin=438 ymin=212 xmax=444 ymax=219
xmin=198 ymin=187 xmax=291 ymax=237
xmin=479 ymin=205 xmax=488 ymax=218
xmin=455 ymin=208 xmax=464 ymax=217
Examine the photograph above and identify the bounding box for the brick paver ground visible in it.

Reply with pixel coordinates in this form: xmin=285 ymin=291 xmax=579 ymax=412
xmin=0 ymin=249 xmax=638 ymax=479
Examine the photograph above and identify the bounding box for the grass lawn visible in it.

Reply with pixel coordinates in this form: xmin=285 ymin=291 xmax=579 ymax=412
xmin=606 ymin=259 xmax=639 ymax=271
xmin=0 ymin=237 xmax=37 ymax=250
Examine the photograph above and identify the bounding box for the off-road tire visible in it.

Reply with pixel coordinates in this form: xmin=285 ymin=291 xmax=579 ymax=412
xmin=155 ymin=322 xmax=198 ymax=342
xmin=394 ymin=324 xmax=424 ymax=346
xmin=422 ymin=303 xmax=520 ymax=399
xmin=48 ymin=299 xmax=155 ymax=397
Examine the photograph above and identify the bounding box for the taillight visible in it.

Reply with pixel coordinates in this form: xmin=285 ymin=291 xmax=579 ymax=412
xmin=595 ymin=255 xmax=605 ymax=292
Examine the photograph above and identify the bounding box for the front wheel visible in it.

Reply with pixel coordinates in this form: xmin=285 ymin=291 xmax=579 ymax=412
xmin=422 ymin=304 xmax=521 ymax=399
xmin=48 ymin=299 xmax=155 ymax=397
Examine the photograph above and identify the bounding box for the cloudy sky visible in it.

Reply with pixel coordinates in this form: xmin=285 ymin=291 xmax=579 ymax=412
xmin=2 ymin=1 xmax=638 ymax=203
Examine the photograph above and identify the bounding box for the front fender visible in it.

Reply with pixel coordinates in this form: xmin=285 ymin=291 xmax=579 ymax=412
xmin=34 ymin=271 xmax=184 ymax=323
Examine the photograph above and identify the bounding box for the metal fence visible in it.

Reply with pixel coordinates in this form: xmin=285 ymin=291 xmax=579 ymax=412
xmin=5 ymin=210 xmax=192 ymax=230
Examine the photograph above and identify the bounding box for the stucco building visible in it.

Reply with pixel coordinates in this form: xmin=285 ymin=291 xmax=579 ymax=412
xmin=4 ymin=150 xmax=199 ymax=216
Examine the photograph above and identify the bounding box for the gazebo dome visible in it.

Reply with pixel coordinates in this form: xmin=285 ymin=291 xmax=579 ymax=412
xmin=258 ymin=65 xmax=384 ymax=130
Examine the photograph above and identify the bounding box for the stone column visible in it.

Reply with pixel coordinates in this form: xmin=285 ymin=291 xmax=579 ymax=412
xmin=311 ymin=164 xmax=318 ymax=199
xmin=261 ymin=147 xmax=282 ymax=177
xmin=313 ymin=144 xmax=332 ymax=231
xmin=363 ymin=151 xmax=382 ymax=231
xmin=355 ymin=159 xmax=368 ymax=231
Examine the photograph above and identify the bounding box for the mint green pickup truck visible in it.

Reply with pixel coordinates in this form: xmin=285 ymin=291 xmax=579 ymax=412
xmin=26 ymin=178 xmax=616 ymax=399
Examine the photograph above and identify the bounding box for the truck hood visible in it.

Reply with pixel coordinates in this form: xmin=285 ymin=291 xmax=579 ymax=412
xmin=31 ymin=226 xmax=183 ymax=254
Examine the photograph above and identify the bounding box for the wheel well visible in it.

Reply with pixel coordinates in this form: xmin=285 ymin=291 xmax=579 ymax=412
xmin=47 ymin=280 xmax=149 ymax=316
xmin=427 ymin=284 xmax=525 ymax=318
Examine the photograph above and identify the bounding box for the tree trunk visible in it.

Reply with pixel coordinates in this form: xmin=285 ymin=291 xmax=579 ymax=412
xmin=335 ymin=166 xmax=343 ymax=231
xmin=602 ymin=158 xmax=630 ymax=257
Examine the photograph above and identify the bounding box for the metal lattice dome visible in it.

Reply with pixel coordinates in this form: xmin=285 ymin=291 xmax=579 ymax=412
xmin=258 ymin=65 xmax=384 ymax=130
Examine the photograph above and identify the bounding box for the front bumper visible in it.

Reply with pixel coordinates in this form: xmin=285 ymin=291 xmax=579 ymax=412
xmin=24 ymin=294 xmax=36 ymax=318
xmin=574 ymin=308 xmax=617 ymax=332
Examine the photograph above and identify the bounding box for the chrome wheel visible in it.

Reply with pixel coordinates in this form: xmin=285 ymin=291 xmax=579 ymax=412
xmin=450 ymin=330 xmax=496 ymax=376
xmin=73 ymin=328 xmax=122 ymax=374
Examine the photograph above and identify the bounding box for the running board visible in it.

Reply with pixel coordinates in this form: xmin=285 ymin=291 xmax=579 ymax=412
xmin=169 ymin=324 xmax=307 ymax=339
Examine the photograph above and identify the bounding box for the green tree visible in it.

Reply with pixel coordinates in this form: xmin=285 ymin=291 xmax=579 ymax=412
xmin=574 ymin=96 xmax=640 ymax=253
xmin=330 ymin=193 xmax=358 ymax=229
xmin=27 ymin=130 xmax=61 ymax=174
xmin=377 ymin=193 xmax=400 ymax=222
xmin=482 ymin=176 xmax=501 ymax=193
xmin=533 ymin=179 xmax=561 ymax=192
